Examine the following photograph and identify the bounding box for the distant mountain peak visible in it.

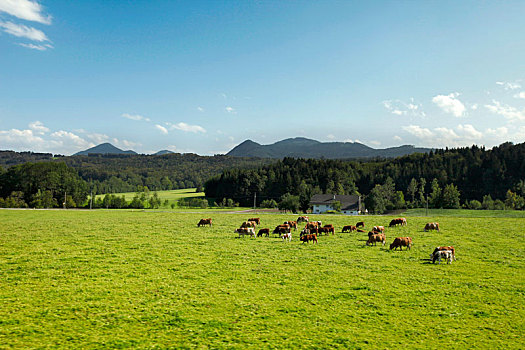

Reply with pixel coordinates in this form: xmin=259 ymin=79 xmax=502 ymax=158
xmin=226 ymin=138 xmax=430 ymax=159
xmin=74 ymin=143 xmax=137 ymax=156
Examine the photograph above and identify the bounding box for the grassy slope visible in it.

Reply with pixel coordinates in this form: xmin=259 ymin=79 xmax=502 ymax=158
xmin=95 ymin=188 xmax=204 ymax=201
xmin=0 ymin=210 xmax=523 ymax=349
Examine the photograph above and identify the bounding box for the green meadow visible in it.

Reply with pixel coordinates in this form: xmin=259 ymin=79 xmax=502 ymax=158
xmin=0 ymin=210 xmax=523 ymax=349
xmin=95 ymin=188 xmax=204 ymax=204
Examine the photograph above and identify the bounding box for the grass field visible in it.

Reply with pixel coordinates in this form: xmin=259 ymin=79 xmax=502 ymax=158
xmin=95 ymin=188 xmax=204 ymax=201
xmin=0 ymin=210 xmax=524 ymax=348
xmin=403 ymin=208 xmax=525 ymax=218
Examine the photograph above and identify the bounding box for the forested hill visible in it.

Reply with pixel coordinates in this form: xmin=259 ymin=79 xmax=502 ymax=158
xmin=0 ymin=152 xmax=275 ymax=194
xmin=206 ymin=142 xmax=525 ymax=210
xmin=227 ymin=137 xmax=431 ymax=159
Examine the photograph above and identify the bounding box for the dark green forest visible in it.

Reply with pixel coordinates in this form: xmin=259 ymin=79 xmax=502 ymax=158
xmin=1 ymin=143 xmax=525 ymax=211
xmin=205 ymin=142 xmax=525 ymax=213
xmin=0 ymin=152 xmax=274 ymax=195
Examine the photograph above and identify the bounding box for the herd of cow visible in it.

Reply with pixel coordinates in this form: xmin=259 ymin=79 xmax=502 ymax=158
xmin=197 ymin=216 xmax=455 ymax=264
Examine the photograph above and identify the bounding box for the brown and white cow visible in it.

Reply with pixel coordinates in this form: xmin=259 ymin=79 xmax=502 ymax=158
xmin=248 ymin=218 xmax=261 ymax=225
xmin=273 ymin=224 xmax=291 ymax=235
xmin=390 ymin=237 xmax=412 ymax=250
xmin=366 ymin=233 xmax=386 ymax=246
xmin=372 ymin=225 xmax=385 ymax=233
xmin=389 ymin=218 xmax=407 ymax=227
xmin=300 ymin=234 xmax=318 ymax=244
xmin=235 ymin=227 xmax=255 ymax=238
xmin=240 ymin=221 xmax=256 ymax=229
xmin=197 ymin=218 xmax=212 ymax=227
xmin=297 ymin=216 xmax=309 ymax=223
xmin=431 ymin=250 xmax=453 ymax=264
xmin=284 ymin=221 xmax=298 ymax=230
xmin=431 ymin=246 xmax=456 ymax=261
xmin=424 ymin=222 xmax=440 ymax=232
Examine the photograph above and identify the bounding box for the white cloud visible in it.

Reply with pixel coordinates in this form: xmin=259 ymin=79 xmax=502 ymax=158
xmin=393 ymin=135 xmax=402 ymax=142
xmin=18 ymin=42 xmax=52 ymax=50
xmin=0 ymin=0 xmax=51 ymax=24
xmin=485 ymin=100 xmax=525 ymax=122
xmin=29 ymin=120 xmax=49 ymax=134
xmin=120 ymin=139 xmax=140 ymax=149
xmin=155 ymin=124 xmax=168 ymax=134
xmin=122 ymin=113 xmax=150 ymax=122
xmin=514 ymin=92 xmax=525 ymax=99
xmin=457 ymin=124 xmax=482 ymax=140
xmin=0 ymin=128 xmax=45 ymax=150
xmin=369 ymin=140 xmax=381 ymax=146
xmin=327 ymin=134 xmax=335 ymax=140
xmin=485 ymin=127 xmax=508 ymax=138
xmin=343 ymin=138 xmax=353 ymax=143
xmin=434 ymin=127 xmax=459 ymax=140
xmin=50 ymin=130 xmax=93 ymax=149
xmin=382 ymin=98 xmax=424 ymax=117
xmin=471 ymin=104 xmax=478 ymax=110
xmin=496 ymin=81 xmax=521 ymax=90
xmin=167 ymin=122 xmax=206 ymax=133
xmin=0 ymin=21 xmax=48 ymax=41
xmin=432 ymin=92 xmax=466 ymax=117
xmin=197 ymin=107 xmax=204 ymax=112
xmin=225 ymin=106 xmax=236 ymax=114
xmin=402 ymin=125 xmax=433 ymax=138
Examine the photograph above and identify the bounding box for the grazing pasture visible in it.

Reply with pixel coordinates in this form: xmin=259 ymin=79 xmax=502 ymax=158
xmin=0 ymin=210 xmax=524 ymax=348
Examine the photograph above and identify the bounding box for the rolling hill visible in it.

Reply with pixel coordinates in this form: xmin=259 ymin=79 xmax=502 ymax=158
xmin=74 ymin=143 xmax=138 ymax=156
xmin=227 ymin=137 xmax=431 ymax=159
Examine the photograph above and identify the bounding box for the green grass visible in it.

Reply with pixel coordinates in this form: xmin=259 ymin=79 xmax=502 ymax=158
xmin=403 ymin=208 xmax=525 ymax=218
xmin=95 ymin=188 xmax=204 ymax=201
xmin=0 ymin=210 xmax=524 ymax=348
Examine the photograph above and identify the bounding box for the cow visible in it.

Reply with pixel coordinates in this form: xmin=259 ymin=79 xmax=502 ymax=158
xmin=431 ymin=250 xmax=453 ymax=264
xmin=257 ymin=228 xmax=270 ymax=237
xmin=390 ymin=237 xmax=412 ymax=250
xmin=300 ymin=234 xmax=318 ymax=244
xmin=248 ymin=218 xmax=261 ymax=225
xmin=323 ymin=224 xmax=335 ymax=235
xmin=389 ymin=218 xmax=407 ymax=227
xmin=432 ymin=246 xmax=456 ymax=261
xmin=273 ymin=224 xmax=291 ymax=235
xmin=284 ymin=221 xmax=298 ymax=230
xmin=300 ymin=227 xmax=310 ymax=237
xmin=317 ymin=227 xmax=329 ymax=235
xmin=424 ymin=222 xmax=440 ymax=232
xmin=197 ymin=218 xmax=212 ymax=227
xmin=297 ymin=216 xmax=309 ymax=223
xmin=372 ymin=226 xmax=385 ymax=233
xmin=342 ymin=225 xmax=356 ymax=233
xmin=235 ymin=227 xmax=255 ymax=238
xmin=306 ymin=222 xmax=319 ymax=230
xmin=281 ymin=232 xmax=292 ymax=242
xmin=366 ymin=233 xmax=386 ymax=246
xmin=356 ymin=221 xmax=365 ymax=228
xmin=356 ymin=229 xmax=366 ymax=233
xmin=240 ymin=221 xmax=256 ymax=228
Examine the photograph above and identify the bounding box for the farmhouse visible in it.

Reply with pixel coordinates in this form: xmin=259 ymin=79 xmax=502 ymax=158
xmin=309 ymin=194 xmax=361 ymax=215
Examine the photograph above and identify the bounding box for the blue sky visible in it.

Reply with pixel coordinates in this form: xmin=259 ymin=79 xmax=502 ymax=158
xmin=0 ymin=0 xmax=524 ymax=155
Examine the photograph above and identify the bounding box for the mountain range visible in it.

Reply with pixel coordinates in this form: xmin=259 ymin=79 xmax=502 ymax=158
xmin=73 ymin=138 xmax=431 ymax=159
xmin=73 ymin=143 xmax=173 ymax=156
xmin=226 ymin=137 xmax=431 ymax=159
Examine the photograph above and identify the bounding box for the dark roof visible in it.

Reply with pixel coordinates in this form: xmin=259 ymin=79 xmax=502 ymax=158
xmin=309 ymin=194 xmax=360 ymax=211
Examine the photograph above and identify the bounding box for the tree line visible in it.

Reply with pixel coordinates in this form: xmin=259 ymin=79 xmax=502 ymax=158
xmin=205 ymin=142 xmax=525 ymax=213
xmin=0 ymin=152 xmax=274 ymax=195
